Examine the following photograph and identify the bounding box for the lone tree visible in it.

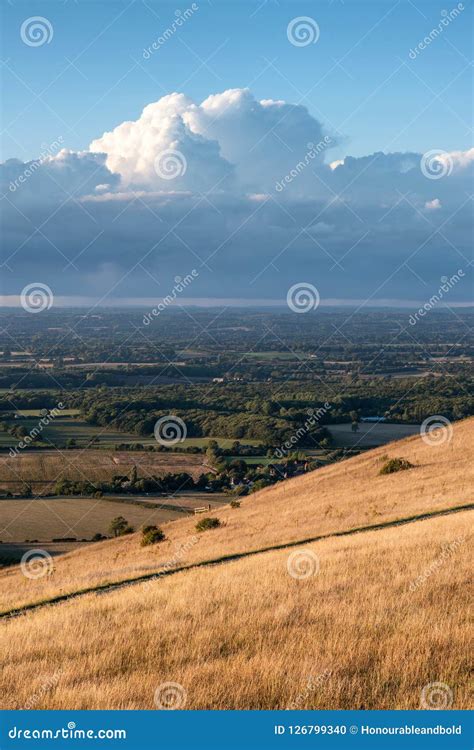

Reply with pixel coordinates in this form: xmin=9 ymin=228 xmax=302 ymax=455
xmin=108 ymin=516 xmax=131 ymax=537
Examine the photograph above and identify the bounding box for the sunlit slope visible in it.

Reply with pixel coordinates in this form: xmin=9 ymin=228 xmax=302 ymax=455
xmin=1 ymin=510 xmax=470 ymax=709
xmin=1 ymin=416 xmax=472 ymax=613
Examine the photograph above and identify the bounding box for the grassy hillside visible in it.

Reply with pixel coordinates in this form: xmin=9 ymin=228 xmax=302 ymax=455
xmin=1 ymin=416 xmax=472 ymax=614
xmin=1 ymin=510 xmax=470 ymax=709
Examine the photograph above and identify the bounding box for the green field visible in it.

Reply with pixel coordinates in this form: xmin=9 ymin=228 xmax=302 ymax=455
xmin=0 ymin=432 xmax=14 ymax=447
xmin=328 ymin=422 xmax=420 ymax=448
xmin=241 ymin=351 xmax=310 ymax=360
xmin=4 ymin=416 xmax=157 ymax=449
xmin=2 ymin=414 xmax=265 ymax=451
xmin=222 ymin=455 xmax=272 ymax=465
xmin=181 ymin=437 xmax=262 ymax=448
xmin=16 ymin=409 xmax=81 ymax=417
xmin=44 ymin=418 xmax=157 ymax=447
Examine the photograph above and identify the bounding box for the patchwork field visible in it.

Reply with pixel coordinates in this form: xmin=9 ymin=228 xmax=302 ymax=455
xmin=2 ymin=414 xmax=264 ymax=451
xmin=0 ymin=449 xmax=208 ymax=495
xmin=5 ymin=415 xmax=158 ymax=449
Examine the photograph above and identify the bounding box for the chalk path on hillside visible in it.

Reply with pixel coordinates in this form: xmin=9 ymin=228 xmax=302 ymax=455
xmin=1 ymin=502 xmax=472 ymax=621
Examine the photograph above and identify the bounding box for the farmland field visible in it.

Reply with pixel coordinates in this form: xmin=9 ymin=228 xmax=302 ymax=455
xmin=0 ymin=497 xmax=190 ymax=543
xmin=328 ymin=422 xmax=420 ymax=448
xmin=3 ymin=414 xmax=264 ymax=451
xmin=3 ymin=415 xmax=156 ymax=448
xmin=16 ymin=409 xmax=81 ymax=417
xmin=43 ymin=418 xmax=157 ymax=447
xmin=0 ymin=449 xmax=208 ymax=495
xmin=240 ymin=351 xmax=311 ymax=360
xmin=180 ymin=437 xmax=262 ymax=448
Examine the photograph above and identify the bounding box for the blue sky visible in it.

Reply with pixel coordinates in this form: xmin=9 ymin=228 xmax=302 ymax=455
xmin=2 ymin=0 xmax=471 ymax=162
xmin=0 ymin=0 xmax=472 ymax=306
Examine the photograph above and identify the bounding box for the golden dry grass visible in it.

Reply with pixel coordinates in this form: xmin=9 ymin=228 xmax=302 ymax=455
xmin=0 ymin=510 xmax=471 ymax=710
xmin=1 ymin=416 xmax=472 ymax=613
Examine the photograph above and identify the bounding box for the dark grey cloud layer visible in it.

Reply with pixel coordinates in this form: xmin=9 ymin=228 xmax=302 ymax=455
xmin=1 ymin=89 xmax=472 ymax=305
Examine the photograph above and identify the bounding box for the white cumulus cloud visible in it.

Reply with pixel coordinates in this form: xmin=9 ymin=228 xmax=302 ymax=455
xmin=89 ymin=88 xmax=335 ymax=194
